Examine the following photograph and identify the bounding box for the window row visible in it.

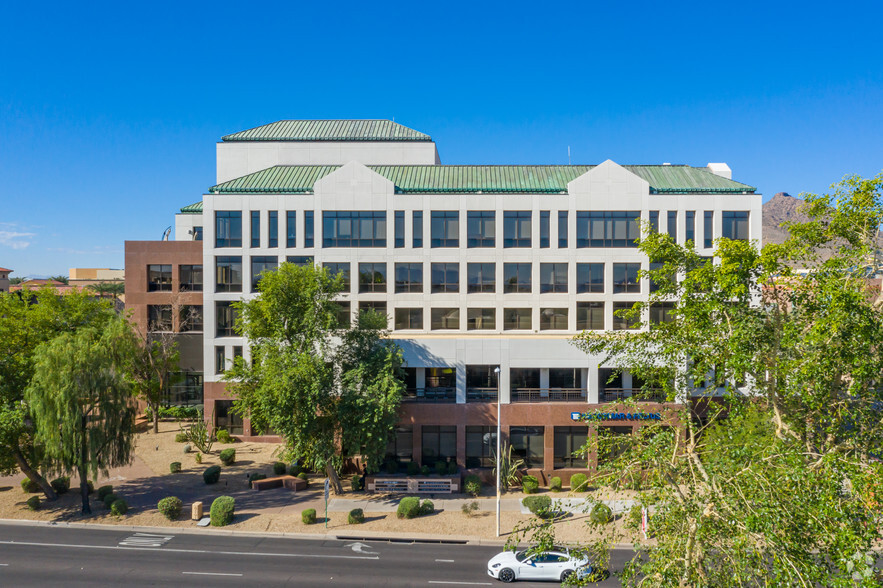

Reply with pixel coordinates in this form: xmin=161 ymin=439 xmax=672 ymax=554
xmin=147 ymin=264 xmax=203 ymax=292
xmin=147 ymin=304 xmax=203 ymax=332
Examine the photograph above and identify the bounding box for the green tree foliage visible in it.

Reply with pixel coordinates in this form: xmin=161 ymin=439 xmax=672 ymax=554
xmin=25 ymin=317 xmax=138 ymax=514
xmin=224 ymin=262 xmax=405 ymax=494
xmin=130 ymin=321 xmax=180 ymax=434
xmin=86 ymin=282 xmax=125 ymax=299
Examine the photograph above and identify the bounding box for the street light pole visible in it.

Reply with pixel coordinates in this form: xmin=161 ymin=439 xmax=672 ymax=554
xmin=494 ymin=366 xmax=502 ymax=538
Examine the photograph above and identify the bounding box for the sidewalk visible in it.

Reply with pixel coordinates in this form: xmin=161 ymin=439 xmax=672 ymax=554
xmin=328 ymin=495 xmax=637 ymax=515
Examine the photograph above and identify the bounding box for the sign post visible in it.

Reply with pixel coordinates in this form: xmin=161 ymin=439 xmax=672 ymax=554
xmin=324 ymin=478 xmax=330 ymax=529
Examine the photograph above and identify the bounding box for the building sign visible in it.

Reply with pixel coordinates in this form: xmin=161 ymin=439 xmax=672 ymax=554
xmin=571 ymin=411 xmax=662 ymax=422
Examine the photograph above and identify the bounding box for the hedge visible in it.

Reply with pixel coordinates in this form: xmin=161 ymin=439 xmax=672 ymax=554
xmin=464 ymin=474 xmax=481 ymax=497
xmin=297 ymin=472 xmax=309 ymax=487
xmin=26 ymin=496 xmax=40 ymax=511
xmin=103 ymin=493 xmax=119 ymax=509
xmin=216 ymin=429 xmax=232 ymax=444
xmin=174 ymin=432 xmax=188 ymax=443
xmin=521 ymin=475 xmax=539 ymax=494
xmin=590 ymin=503 xmax=613 ymax=525
xmin=273 ymin=462 xmax=287 ymax=475
xmin=522 ymin=495 xmax=553 ymax=517
xmin=50 ymin=476 xmax=70 ymax=495
xmin=169 ymin=462 xmax=182 ymax=474
xmin=20 ymin=478 xmax=39 ymax=493
xmin=446 ymin=461 xmax=459 ymax=475
xmin=111 ymin=498 xmax=128 ymax=516
xmin=210 ymin=496 xmax=235 ymax=527
xmin=550 ymin=476 xmax=562 ymax=492
xmin=348 ymin=508 xmax=365 ymax=524
xmin=219 ymin=448 xmax=236 ymax=465
xmin=145 ymin=405 xmax=202 ymax=421
xmin=570 ymin=473 xmax=588 ymax=492
xmin=397 ymin=496 xmax=421 ymax=519
xmin=97 ymin=485 xmax=114 ymax=501
xmin=158 ymin=496 xmax=183 ymax=520
xmin=248 ymin=473 xmax=267 ymax=488
xmin=350 ymin=475 xmax=362 ymax=492
xmin=420 ymin=499 xmax=434 ymax=515
xmin=302 ymin=508 xmax=317 ymax=525
xmin=434 ymin=461 xmax=447 ymax=476
xmin=203 ymin=465 xmax=221 ymax=485
xmin=406 ymin=462 xmax=420 ymax=476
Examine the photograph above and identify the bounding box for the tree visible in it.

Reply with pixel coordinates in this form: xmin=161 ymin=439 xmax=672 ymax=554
xmin=511 ymin=174 xmax=883 ymax=587
xmin=0 ymin=288 xmax=116 ymax=500
xmin=25 ymin=317 xmax=138 ymax=515
xmin=224 ymin=262 xmax=405 ymax=494
xmin=87 ymin=282 xmax=125 ymax=299
xmin=48 ymin=275 xmax=69 ymax=284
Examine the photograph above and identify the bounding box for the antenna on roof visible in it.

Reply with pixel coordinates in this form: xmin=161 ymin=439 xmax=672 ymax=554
xmin=568 ymin=146 xmax=571 ymax=166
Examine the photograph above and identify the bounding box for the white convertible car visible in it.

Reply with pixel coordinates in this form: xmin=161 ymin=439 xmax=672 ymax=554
xmin=487 ymin=548 xmax=591 ymax=583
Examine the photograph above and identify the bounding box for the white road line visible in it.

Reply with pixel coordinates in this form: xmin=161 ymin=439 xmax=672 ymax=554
xmin=0 ymin=540 xmax=379 ymax=561
xmin=0 ymin=563 xmax=8 ymax=566
xmin=435 ymin=559 xmax=455 ymax=562
xmin=427 ymin=582 xmax=492 ymax=586
xmin=183 ymin=572 xmax=243 ymax=577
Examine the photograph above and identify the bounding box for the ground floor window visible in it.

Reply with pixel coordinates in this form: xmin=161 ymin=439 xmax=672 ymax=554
xmin=597 ymin=426 xmax=633 ymax=466
xmin=385 ymin=426 xmax=413 ymax=465
xmin=164 ymin=372 xmax=203 ymax=406
xmin=509 ymin=426 xmax=544 ymax=469
xmin=215 ymin=400 xmax=243 ymax=435
xmin=553 ymin=426 xmax=588 ymax=468
xmin=465 ymin=426 xmax=497 ymax=468
xmin=422 ymin=425 xmax=456 ymax=467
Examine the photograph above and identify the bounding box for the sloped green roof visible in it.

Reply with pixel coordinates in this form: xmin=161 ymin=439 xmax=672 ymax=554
xmin=180 ymin=201 xmax=203 ymax=214
xmin=207 ymin=165 xmax=755 ymax=195
xmin=222 ymin=120 xmax=431 ymax=142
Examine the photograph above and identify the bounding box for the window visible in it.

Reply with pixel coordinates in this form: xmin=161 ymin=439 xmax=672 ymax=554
xmin=215 ymin=211 xmax=242 ymax=247
xmin=613 ymin=263 xmax=641 ymax=294
xmin=395 ymin=263 xmax=422 ymax=293
xmin=466 ymin=365 xmax=499 ymax=393
xmin=412 ymin=211 xmax=423 ymax=248
xmin=649 ymin=261 xmax=674 ymax=293
xmin=147 ymin=265 xmax=172 ymax=292
xmin=233 ymin=346 xmax=243 ymax=362
xmin=576 ymin=263 xmax=604 ymax=293
xmin=268 ymin=211 xmax=278 ymax=247
xmin=431 ymin=263 xmax=459 ymax=293
xmin=576 ymin=211 xmax=640 ymax=248
xmin=322 ymin=211 xmax=387 ymax=247
xmin=286 ymin=211 xmax=296 ymax=247
xmin=395 ymin=211 xmax=405 ymax=248
xmin=598 ymin=426 xmax=633 ymax=465
xmin=324 ymin=262 xmax=350 ymax=290
xmin=304 ymin=211 xmax=314 ymax=248
xmin=540 ymin=263 xmax=567 ymax=293
xmin=426 ymin=367 xmax=455 ymax=389
xmin=503 ymin=308 xmax=532 ymax=330
xmin=685 ymin=211 xmax=695 ymax=243
xmin=334 ymin=301 xmax=351 ymax=328
xmin=540 ymin=308 xmax=568 ymax=330
xmin=215 ymin=256 xmax=242 ymax=292
xmin=179 ymin=305 xmax=203 ymax=332
xmin=358 ymin=301 xmax=387 ymax=319
xmin=667 ymin=211 xmax=677 ymax=241
xmin=421 ymin=425 xmax=456 ymax=467
xmin=503 ymin=263 xmax=531 ymax=293
xmin=649 ymin=211 xmax=659 ymax=234
xmin=703 ymin=211 xmax=713 ymax=248
xmin=539 ymin=211 xmax=550 ymax=248
xmin=503 ymin=211 xmax=531 ymax=247
xmin=251 ymin=256 xmax=278 ymax=292
xmin=358 ymin=263 xmax=387 ymax=293
xmin=385 ymin=426 xmax=413 ymax=464
xmin=465 ymin=426 xmax=497 ymax=468
xmin=722 ymin=211 xmax=749 ymax=240
xmin=576 ymin=302 xmax=604 ymax=330
xmin=510 ymin=368 xmax=540 ymax=391
xmin=550 ymin=368 xmax=579 ymax=388
xmin=395 ymin=308 xmax=423 ymax=330
xmin=558 ymin=211 xmax=568 ymax=248
xmin=193 ymin=226 xmax=203 ymax=241
xmin=251 ymin=211 xmax=260 ymax=248
xmin=216 ymin=301 xmax=238 ymax=337
xmin=148 ymin=305 xmax=173 ymax=332
xmin=467 ymin=263 xmax=495 ymax=293
xmin=431 ymin=308 xmax=460 ymax=330
xmin=215 ymin=346 xmax=226 ymax=375
xmin=431 ymin=211 xmax=459 ymax=247
xmin=467 ymin=211 xmax=495 ymax=247
xmin=215 ymin=400 xmax=243 ymax=435
xmin=554 ymin=427 xmax=588 ymax=469
xmin=286 ymin=256 xmax=314 ymax=267
xmin=613 ymin=301 xmax=639 ymax=330
xmin=179 ymin=265 xmax=202 ymax=292
xmin=467 ymin=308 xmax=496 ymax=330
xmin=650 ymin=302 xmax=676 ymax=325
xmin=509 ymin=426 xmax=544 ymax=469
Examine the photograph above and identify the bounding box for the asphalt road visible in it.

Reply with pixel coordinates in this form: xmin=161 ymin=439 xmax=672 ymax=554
xmin=0 ymin=522 xmax=634 ymax=586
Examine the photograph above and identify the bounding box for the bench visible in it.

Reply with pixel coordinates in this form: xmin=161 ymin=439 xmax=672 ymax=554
xmin=252 ymin=475 xmax=307 ymax=492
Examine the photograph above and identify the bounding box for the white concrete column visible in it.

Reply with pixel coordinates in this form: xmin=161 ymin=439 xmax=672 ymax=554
xmin=540 ymin=369 xmax=550 ymax=391
xmin=587 ymin=364 xmax=599 ymax=404
xmin=456 ymin=362 xmax=466 ymax=404
xmin=499 ymin=362 xmax=511 ymax=404
xmin=623 ymin=371 xmax=633 ymax=391
xmin=416 ymin=368 xmax=426 ymax=390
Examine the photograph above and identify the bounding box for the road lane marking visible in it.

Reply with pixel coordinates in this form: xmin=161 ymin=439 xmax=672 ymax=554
xmin=119 ymin=533 xmax=174 ymax=547
xmin=428 ymin=582 xmax=492 ymax=586
xmin=183 ymin=572 xmax=243 ymax=577
xmin=435 ymin=559 xmax=455 ymax=562
xmin=0 ymin=563 xmax=8 ymax=566
xmin=0 ymin=540 xmax=379 ymax=561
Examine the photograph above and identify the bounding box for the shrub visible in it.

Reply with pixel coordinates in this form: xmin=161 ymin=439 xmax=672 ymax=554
xmin=446 ymin=461 xmax=458 ymax=475
xmin=183 ymin=444 xmax=192 ymax=454
xmin=420 ymin=465 xmax=430 ymax=476
xmin=158 ymin=496 xmax=183 ymax=520
xmin=111 ymin=498 xmax=128 ymax=516
xmin=348 ymin=508 xmax=365 ymax=524
xmin=97 ymin=485 xmax=113 ymax=501
xmin=464 ymin=474 xmax=481 ymax=497
xmin=169 ymin=462 xmax=182 ymax=474
xmin=50 ymin=476 xmax=70 ymax=495
xmin=273 ymin=462 xmax=287 ymax=475
xmin=297 ymin=472 xmax=309 ymax=487
xmin=86 ymin=480 xmax=94 ymax=494
xmin=384 ymin=460 xmax=398 ymax=475
xmin=522 ymin=495 xmax=552 ymax=518
xmin=350 ymin=475 xmax=362 ymax=492
xmin=461 ymin=501 xmax=479 ymax=516
xmin=210 ymin=496 xmax=235 ymax=527
xmin=406 ymin=462 xmax=420 ymax=476
xmin=420 ymin=499 xmax=434 ymax=515
xmin=434 ymin=461 xmax=447 ymax=476
xmin=147 ymin=405 xmax=203 ymax=421
xmin=219 ymin=448 xmax=236 ymax=466
xmin=521 ymin=475 xmax=539 ymax=494
xmin=289 ymin=463 xmax=303 ymax=476
xmin=216 ymin=429 xmax=232 ymax=444
xmin=103 ymin=493 xmax=119 ymax=509
xmin=550 ymin=477 xmax=562 ymax=492
xmin=174 ymin=432 xmax=188 ymax=443
xmin=302 ymin=508 xmax=317 ymax=525
xmin=397 ymin=496 xmax=421 ymax=519
xmin=626 ymin=505 xmax=643 ymax=530
xmin=26 ymin=496 xmax=40 ymax=511
xmin=248 ymin=473 xmax=267 ymax=488
xmin=590 ymin=503 xmax=613 ymax=525
xmin=570 ymin=473 xmax=588 ymax=492
xmin=20 ymin=478 xmax=39 ymax=493
xmin=179 ymin=417 xmax=214 ymax=454
xmin=203 ymin=465 xmax=221 ymax=485
xmin=194 ymin=453 xmax=202 ymax=464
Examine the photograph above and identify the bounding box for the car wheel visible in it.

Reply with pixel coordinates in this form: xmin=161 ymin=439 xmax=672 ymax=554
xmin=498 ymin=568 xmax=516 ymax=583
xmin=560 ymin=569 xmax=574 ymax=583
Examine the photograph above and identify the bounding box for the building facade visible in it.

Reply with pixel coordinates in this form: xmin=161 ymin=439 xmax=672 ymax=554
xmin=131 ymin=119 xmax=761 ymax=483
xmin=0 ymin=267 xmax=10 ymax=292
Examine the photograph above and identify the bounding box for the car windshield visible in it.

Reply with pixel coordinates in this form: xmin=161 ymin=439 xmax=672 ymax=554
xmin=515 ymin=550 xmax=529 ymax=562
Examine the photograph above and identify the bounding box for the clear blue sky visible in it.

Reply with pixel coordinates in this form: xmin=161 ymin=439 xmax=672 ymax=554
xmin=2 ymin=1 xmax=881 ymax=276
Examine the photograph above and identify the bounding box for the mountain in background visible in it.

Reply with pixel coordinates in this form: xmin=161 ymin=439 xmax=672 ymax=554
xmin=762 ymin=191 xmax=806 ymax=246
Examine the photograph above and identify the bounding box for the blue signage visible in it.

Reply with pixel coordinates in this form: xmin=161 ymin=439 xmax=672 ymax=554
xmin=571 ymin=411 xmax=662 ymax=422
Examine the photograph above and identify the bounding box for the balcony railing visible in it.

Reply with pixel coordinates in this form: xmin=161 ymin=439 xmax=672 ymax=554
xmin=511 ymin=388 xmax=586 ymax=403
xmin=402 ymin=387 xmax=457 ymax=403
xmin=601 ymin=388 xmax=665 ymax=403
xmin=466 ymin=387 xmax=498 ymax=402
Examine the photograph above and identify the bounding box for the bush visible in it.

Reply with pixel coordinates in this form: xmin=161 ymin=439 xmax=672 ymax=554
xmin=158 ymin=496 xmax=183 ymax=520
xmin=397 ymin=496 xmax=421 ymax=519
xmin=194 ymin=453 xmax=202 ymax=464
xmin=203 ymin=465 xmax=221 ymax=485
xmin=103 ymin=493 xmax=119 ymax=509
xmin=384 ymin=460 xmax=398 ymax=475
xmin=297 ymin=472 xmax=309 ymax=487
xmin=169 ymin=462 xmax=182 ymax=474
xmin=626 ymin=505 xmax=643 ymax=530
xmin=302 ymin=508 xmax=317 ymax=525
xmin=20 ymin=478 xmax=39 ymax=493
xmin=406 ymin=462 xmax=420 ymax=476
xmin=97 ymin=485 xmax=113 ymax=501
xmin=420 ymin=465 xmax=430 ymax=476
xmin=111 ymin=498 xmax=128 ymax=516
xmin=210 ymin=496 xmax=235 ymax=527
xmin=26 ymin=496 xmax=40 ymax=511
xmin=219 ymin=448 xmax=236 ymax=466
xmin=50 ymin=476 xmax=70 ymax=495
xmin=522 ymin=495 xmax=553 ymax=518
xmin=273 ymin=462 xmax=287 ymax=475
xmin=521 ymin=475 xmax=539 ymax=494
xmin=248 ymin=473 xmax=267 ymax=488
xmin=550 ymin=477 xmax=562 ymax=492
xmin=446 ymin=461 xmax=458 ymax=475
xmin=348 ymin=508 xmax=365 ymax=524
xmin=183 ymin=444 xmax=192 ymax=454
xmin=289 ymin=463 xmax=303 ymax=476
xmin=216 ymin=429 xmax=232 ymax=444
xmin=464 ymin=474 xmax=481 ymax=497
xmin=146 ymin=405 xmax=203 ymax=421
xmin=174 ymin=432 xmax=188 ymax=443
xmin=570 ymin=473 xmax=588 ymax=492
xmin=434 ymin=461 xmax=447 ymax=476
xmin=461 ymin=501 xmax=479 ymax=516
xmin=350 ymin=475 xmax=362 ymax=492
xmin=86 ymin=480 xmax=94 ymax=494
xmin=590 ymin=503 xmax=613 ymax=525
xmin=420 ymin=499 xmax=434 ymax=515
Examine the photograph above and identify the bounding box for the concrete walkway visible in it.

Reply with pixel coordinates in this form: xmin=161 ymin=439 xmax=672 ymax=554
xmin=328 ymin=495 xmax=637 ymax=515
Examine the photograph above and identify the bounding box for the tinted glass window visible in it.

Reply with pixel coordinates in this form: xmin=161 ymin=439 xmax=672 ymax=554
xmin=215 ymin=211 xmax=242 ymax=247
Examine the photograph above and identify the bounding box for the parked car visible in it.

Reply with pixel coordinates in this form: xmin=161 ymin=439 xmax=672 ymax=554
xmin=487 ymin=547 xmax=591 ymax=583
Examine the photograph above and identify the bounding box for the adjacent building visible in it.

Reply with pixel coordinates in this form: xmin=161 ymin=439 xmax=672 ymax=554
xmin=0 ymin=267 xmax=10 ymax=292
xmin=127 ymin=119 xmax=761 ymax=483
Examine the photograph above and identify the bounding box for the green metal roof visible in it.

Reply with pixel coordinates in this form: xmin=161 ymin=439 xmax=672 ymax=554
xmin=222 ymin=120 xmax=432 ymax=142
xmin=207 ymin=165 xmax=756 ymax=195
xmin=180 ymin=201 xmax=203 ymax=214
